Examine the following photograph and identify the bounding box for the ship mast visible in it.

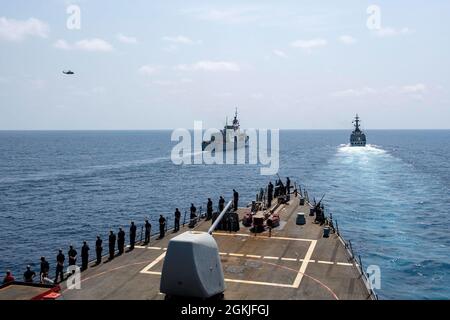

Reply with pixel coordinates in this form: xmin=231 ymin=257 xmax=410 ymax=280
xmin=232 ymin=107 xmax=239 ymax=130
xmin=353 ymin=114 xmax=360 ymax=131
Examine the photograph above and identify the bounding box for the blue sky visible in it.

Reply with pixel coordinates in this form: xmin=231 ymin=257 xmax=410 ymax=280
xmin=0 ymin=0 xmax=449 ymax=129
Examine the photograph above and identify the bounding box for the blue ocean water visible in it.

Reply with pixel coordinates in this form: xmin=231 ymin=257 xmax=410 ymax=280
xmin=0 ymin=130 xmax=448 ymax=299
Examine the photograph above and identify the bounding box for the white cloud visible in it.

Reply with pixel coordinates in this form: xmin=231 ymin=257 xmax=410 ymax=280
xmin=373 ymin=27 xmax=412 ymax=37
xmin=75 ymin=38 xmax=113 ymax=52
xmin=273 ymin=49 xmax=288 ymax=58
xmin=0 ymin=17 xmax=49 ymax=42
xmin=332 ymin=84 xmax=428 ymax=98
xmin=291 ymin=38 xmax=327 ymax=50
xmin=175 ymin=60 xmax=240 ymax=72
xmin=53 ymin=39 xmax=71 ymax=50
xmin=338 ymin=35 xmax=356 ymax=45
xmin=54 ymin=38 xmax=114 ymax=52
xmin=332 ymin=87 xmax=376 ymax=97
xmin=162 ymin=35 xmax=200 ymax=45
xmin=400 ymin=83 xmax=427 ymax=94
xmin=138 ymin=65 xmax=161 ymax=76
xmin=117 ymin=33 xmax=138 ymax=44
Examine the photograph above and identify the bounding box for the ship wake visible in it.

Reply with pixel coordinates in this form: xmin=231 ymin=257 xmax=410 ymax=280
xmin=337 ymin=144 xmax=386 ymax=155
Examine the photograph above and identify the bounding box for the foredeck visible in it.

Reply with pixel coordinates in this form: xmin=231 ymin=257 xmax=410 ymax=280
xmin=61 ymin=196 xmax=373 ymax=300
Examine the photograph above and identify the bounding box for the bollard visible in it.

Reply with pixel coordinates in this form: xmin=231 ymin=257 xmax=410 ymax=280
xmin=323 ymin=226 xmax=330 ymax=238
xmin=296 ymin=212 xmax=306 ymax=225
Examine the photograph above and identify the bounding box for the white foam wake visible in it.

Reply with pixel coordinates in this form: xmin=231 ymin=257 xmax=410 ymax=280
xmin=338 ymin=143 xmax=387 ymax=155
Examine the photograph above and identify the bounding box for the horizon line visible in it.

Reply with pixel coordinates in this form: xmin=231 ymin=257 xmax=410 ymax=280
xmin=1 ymin=128 xmax=449 ymax=131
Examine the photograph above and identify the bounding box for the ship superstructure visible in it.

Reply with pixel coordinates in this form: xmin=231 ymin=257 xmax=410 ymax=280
xmin=350 ymin=114 xmax=367 ymax=146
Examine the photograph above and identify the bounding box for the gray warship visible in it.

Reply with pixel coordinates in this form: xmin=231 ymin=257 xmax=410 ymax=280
xmin=202 ymin=109 xmax=249 ymax=152
xmin=350 ymin=114 xmax=366 ymax=147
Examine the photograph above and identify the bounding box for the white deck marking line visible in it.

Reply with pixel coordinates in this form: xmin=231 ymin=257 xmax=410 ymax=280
xmin=318 ymin=260 xmax=335 ymax=265
xmin=140 ymin=270 xmax=292 ymax=288
xmin=225 ymin=278 xmax=292 ymax=288
xmin=281 ymin=257 xmax=297 ymax=262
xmin=140 ymin=252 xmax=166 ymax=274
xmin=144 ymin=271 xmax=162 ymax=275
xmin=135 ymin=246 xmax=163 ymax=250
xmin=229 ymin=253 xmax=244 ymax=257
xmin=292 ymin=239 xmax=317 ymax=288
xmin=139 ymin=236 xmax=353 ymax=288
xmin=299 ymin=259 xmax=316 ymax=263
xmin=337 ymin=262 xmax=354 ymax=266
xmin=140 ymin=272 xmax=294 ymax=288
xmin=213 ymin=232 xmax=313 ymax=242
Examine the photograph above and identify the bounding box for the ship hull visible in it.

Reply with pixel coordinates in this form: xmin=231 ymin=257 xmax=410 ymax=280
xmin=202 ymin=137 xmax=249 ymax=151
xmin=202 ymin=131 xmax=248 ymax=152
xmin=350 ymin=133 xmax=366 ymax=147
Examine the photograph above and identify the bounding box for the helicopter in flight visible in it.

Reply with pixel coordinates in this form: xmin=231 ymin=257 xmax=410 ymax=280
xmin=62 ymin=70 xmax=74 ymax=75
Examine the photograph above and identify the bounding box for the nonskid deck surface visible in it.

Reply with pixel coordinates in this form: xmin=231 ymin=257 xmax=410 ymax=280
xmin=61 ymin=196 xmax=372 ymax=300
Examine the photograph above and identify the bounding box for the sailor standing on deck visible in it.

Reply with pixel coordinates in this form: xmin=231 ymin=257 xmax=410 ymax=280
xmin=95 ymin=236 xmax=103 ymax=265
xmin=158 ymin=215 xmax=166 ymax=239
xmin=68 ymin=245 xmax=77 ymax=266
xmin=286 ymin=177 xmax=291 ymax=194
xmin=81 ymin=241 xmax=89 ymax=271
xmin=39 ymin=256 xmax=49 ymax=283
xmin=2 ymin=271 xmax=14 ymax=284
xmin=144 ymin=220 xmax=151 ymax=243
xmin=218 ymin=196 xmax=225 ymax=212
xmin=190 ymin=204 xmax=197 ymax=219
xmin=206 ymin=198 xmax=213 ymax=220
xmin=129 ymin=221 xmax=137 ymax=250
xmin=117 ymin=228 xmax=125 ymax=255
xmin=174 ymin=209 xmax=181 ymax=232
xmin=108 ymin=231 xmax=116 ymax=260
xmin=23 ymin=265 xmax=36 ymax=283
xmin=268 ymin=181 xmax=274 ymax=207
xmin=55 ymin=249 xmax=65 ymax=283
xmin=233 ymin=189 xmax=239 ymax=211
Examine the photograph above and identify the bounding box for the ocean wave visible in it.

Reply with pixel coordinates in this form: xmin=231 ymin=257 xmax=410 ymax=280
xmin=0 ymin=156 xmax=170 ymax=184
